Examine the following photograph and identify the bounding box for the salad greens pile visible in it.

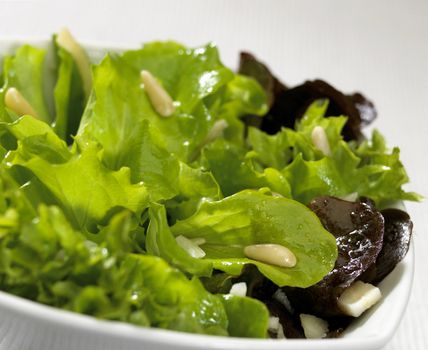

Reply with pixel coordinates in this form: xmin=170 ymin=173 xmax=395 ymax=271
xmin=0 ymin=32 xmax=419 ymax=338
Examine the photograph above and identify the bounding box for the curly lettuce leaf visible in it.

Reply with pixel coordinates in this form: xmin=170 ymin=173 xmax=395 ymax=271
xmin=126 ymin=254 xmax=228 ymax=335
xmin=74 ymin=41 xmax=267 ymax=206
xmin=171 ymin=190 xmax=337 ymax=287
xmin=246 ymin=99 xmax=421 ymax=205
xmin=204 ymin=74 xmax=268 ymax=145
xmin=0 ymin=205 xmax=229 ymax=335
xmin=353 ymin=130 xmax=422 ymax=206
xmin=117 ymin=118 xmax=180 ymax=202
xmin=285 ymin=101 xmax=420 ymax=205
xmin=0 ymin=87 xmax=9 ymax=123
xmin=1 ymin=45 xmax=51 ymax=123
xmin=1 ymin=116 xmax=148 ymax=232
xmin=165 ymin=161 xmax=222 ymax=221
xmin=283 ymin=153 xmax=350 ymax=204
xmin=77 ymin=43 xmax=231 ymax=165
xmin=78 ymin=42 xmax=267 ymax=169
xmin=247 ymin=127 xmax=294 ymax=169
xmin=146 ymin=203 xmax=213 ymax=276
xmin=202 ymin=139 xmax=291 ymax=198
xmin=122 ymin=42 xmax=234 ymax=112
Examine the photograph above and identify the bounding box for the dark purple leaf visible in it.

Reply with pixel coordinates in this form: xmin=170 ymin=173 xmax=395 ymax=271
xmin=285 ymin=196 xmax=384 ymax=317
xmin=238 ymin=53 xmax=377 ymax=141
xmin=373 ymin=208 xmax=412 ymax=283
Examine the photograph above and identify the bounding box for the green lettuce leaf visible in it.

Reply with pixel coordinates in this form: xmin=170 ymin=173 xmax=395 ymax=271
xmin=165 ymin=161 xmax=222 ymax=221
xmin=52 ymin=35 xmax=86 ymax=143
xmin=172 ymin=190 xmax=337 ymax=287
xmin=245 ymin=99 xmax=421 ymax=205
xmin=0 ymin=87 xmax=10 ymax=123
xmin=77 ymin=43 xmax=232 ymax=166
xmin=204 ymin=74 xmax=268 ymax=145
xmin=286 ymin=100 xmax=420 ymax=205
xmin=122 ymin=42 xmax=234 ymax=112
xmin=146 ymin=203 xmax=213 ymax=276
xmin=283 ymin=153 xmax=350 ymax=204
xmin=0 ymin=38 xmax=420 ymax=340
xmin=0 ymin=204 xmax=229 ymax=335
xmin=352 ymin=130 xmax=422 ymax=206
xmin=125 ymin=254 xmax=228 ymax=335
xmin=247 ymin=127 xmax=294 ymax=169
xmin=74 ymin=42 xmax=267 ymax=208
xmin=220 ymin=294 xmax=269 ymax=338
xmin=202 ymin=139 xmax=291 ymax=198
xmin=1 ymin=45 xmax=51 ymax=123
xmin=1 ymin=116 xmax=148 ymax=232
xmin=78 ymin=42 xmax=267 ymax=169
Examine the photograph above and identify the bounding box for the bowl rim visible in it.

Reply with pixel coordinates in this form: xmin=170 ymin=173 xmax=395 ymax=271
xmin=0 ymin=37 xmax=415 ymax=349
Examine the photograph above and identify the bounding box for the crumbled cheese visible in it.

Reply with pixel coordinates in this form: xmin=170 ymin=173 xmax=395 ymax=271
xmin=229 ymin=282 xmax=247 ymax=297
xmin=300 ymin=314 xmax=329 ymax=339
xmin=273 ymin=289 xmax=294 ymax=313
xmin=338 ymin=281 xmax=382 ymax=317
xmin=268 ymin=316 xmax=280 ymax=332
xmin=277 ymin=323 xmax=286 ymax=339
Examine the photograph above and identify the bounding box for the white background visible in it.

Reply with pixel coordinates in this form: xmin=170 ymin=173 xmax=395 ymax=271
xmin=0 ymin=0 xmax=427 ymax=349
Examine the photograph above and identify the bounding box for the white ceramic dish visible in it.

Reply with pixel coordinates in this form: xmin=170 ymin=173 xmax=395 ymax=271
xmin=0 ymin=39 xmax=414 ymax=350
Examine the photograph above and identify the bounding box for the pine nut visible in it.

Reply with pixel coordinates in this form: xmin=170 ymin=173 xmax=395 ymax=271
xmin=203 ymin=119 xmax=228 ymax=145
xmin=190 ymin=237 xmax=206 ymax=246
xmin=56 ymin=28 xmax=92 ymax=97
xmin=311 ymin=126 xmax=331 ymax=156
xmin=4 ymin=87 xmax=39 ymax=118
xmin=140 ymin=70 xmax=175 ymax=117
xmin=244 ymin=244 xmax=297 ymax=268
xmin=175 ymin=235 xmax=206 ymax=259
xmin=189 ymin=119 xmax=228 ymax=162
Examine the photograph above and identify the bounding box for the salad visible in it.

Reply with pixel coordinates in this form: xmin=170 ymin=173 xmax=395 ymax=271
xmin=0 ymin=29 xmax=420 ymax=339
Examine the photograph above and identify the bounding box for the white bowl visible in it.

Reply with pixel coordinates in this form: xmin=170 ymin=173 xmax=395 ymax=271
xmin=0 ymin=39 xmax=414 ymax=350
